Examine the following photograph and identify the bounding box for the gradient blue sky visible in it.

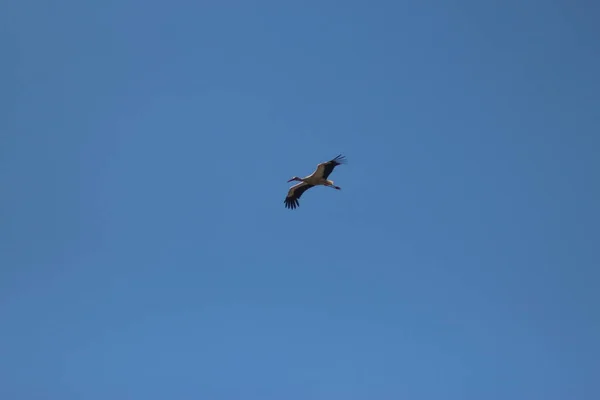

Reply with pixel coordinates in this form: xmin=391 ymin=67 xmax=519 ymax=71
xmin=2 ymin=1 xmax=599 ymax=399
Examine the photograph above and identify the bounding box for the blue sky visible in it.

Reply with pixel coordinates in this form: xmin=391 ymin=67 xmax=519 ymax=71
xmin=1 ymin=1 xmax=599 ymax=398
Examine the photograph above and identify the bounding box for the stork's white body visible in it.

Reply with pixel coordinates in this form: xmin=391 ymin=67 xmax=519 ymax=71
xmin=299 ymin=174 xmax=335 ymax=187
xmin=298 ymin=160 xmax=340 ymax=185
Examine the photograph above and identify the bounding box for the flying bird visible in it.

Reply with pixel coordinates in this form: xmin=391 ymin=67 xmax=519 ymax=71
xmin=284 ymin=154 xmax=347 ymax=209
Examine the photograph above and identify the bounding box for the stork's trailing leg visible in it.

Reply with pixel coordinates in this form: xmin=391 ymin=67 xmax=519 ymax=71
xmin=324 ymin=180 xmax=341 ymax=190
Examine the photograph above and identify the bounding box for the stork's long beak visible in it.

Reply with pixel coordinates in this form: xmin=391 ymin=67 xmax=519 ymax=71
xmin=287 ymin=178 xmax=295 ymax=182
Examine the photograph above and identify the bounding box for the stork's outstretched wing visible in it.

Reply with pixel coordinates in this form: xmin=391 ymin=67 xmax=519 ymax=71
xmin=315 ymin=154 xmax=347 ymax=179
xmin=284 ymin=182 xmax=314 ymax=209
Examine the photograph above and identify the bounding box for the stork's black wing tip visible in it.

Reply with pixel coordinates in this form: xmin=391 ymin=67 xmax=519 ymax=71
xmin=284 ymin=197 xmax=299 ymax=209
xmin=332 ymin=154 xmax=347 ymax=164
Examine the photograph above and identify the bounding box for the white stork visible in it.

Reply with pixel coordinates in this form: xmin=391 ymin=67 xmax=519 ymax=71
xmin=284 ymin=154 xmax=347 ymax=209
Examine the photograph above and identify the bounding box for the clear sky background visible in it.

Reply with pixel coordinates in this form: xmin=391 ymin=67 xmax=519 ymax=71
xmin=2 ymin=1 xmax=599 ymax=399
